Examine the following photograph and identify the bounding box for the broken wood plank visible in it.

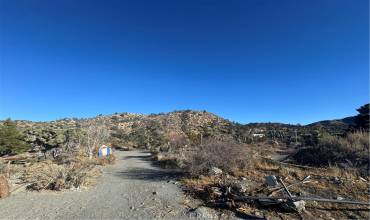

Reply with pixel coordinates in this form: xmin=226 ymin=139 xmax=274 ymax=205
xmin=231 ymin=194 xmax=370 ymax=206
xmin=277 ymin=177 xmax=293 ymax=199
xmin=269 ymin=176 xmax=311 ymax=196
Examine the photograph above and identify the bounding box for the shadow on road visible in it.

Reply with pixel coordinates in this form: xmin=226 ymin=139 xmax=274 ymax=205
xmin=115 ymin=167 xmax=182 ymax=181
xmin=123 ymin=155 xmax=153 ymax=161
xmin=115 ymin=152 xmax=183 ymax=182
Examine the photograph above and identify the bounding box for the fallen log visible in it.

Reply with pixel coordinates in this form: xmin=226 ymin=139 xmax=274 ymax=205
xmin=231 ymin=194 xmax=370 ymax=206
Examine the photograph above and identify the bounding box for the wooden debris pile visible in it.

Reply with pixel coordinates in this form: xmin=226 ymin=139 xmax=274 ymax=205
xmin=193 ymin=173 xmax=370 ymax=218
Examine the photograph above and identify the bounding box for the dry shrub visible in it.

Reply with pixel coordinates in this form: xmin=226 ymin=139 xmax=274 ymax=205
xmin=294 ymin=131 xmax=369 ymax=175
xmin=254 ymin=158 xmax=280 ymax=171
xmin=182 ymin=175 xmax=218 ymax=189
xmin=23 ymin=159 xmax=99 ymax=191
xmin=151 ymin=150 xmax=187 ymax=169
xmin=0 ymin=175 xmax=9 ymax=198
xmin=96 ymin=154 xmax=116 ymax=165
xmin=327 ymin=166 xmax=358 ymax=180
xmin=185 ymin=139 xmax=251 ymax=177
xmin=160 ymin=157 xmax=182 ymax=169
xmin=22 ymin=148 xmax=117 ymax=191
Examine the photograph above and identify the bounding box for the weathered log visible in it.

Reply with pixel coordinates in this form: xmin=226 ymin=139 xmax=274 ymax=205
xmin=231 ymin=194 xmax=370 ymax=206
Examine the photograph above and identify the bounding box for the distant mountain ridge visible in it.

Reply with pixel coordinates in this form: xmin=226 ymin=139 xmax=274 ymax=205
xmin=308 ymin=116 xmax=357 ymax=127
xmin=307 ymin=116 xmax=357 ymax=134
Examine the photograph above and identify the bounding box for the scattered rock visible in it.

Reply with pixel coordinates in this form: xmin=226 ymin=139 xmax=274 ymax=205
xmin=209 ymin=187 xmax=222 ymax=197
xmin=252 ymin=211 xmax=263 ymax=218
xmin=209 ymin=167 xmax=223 ymax=176
xmin=281 ymin=200 xmax=306 ymax=213
xmin=293 ymin=200 xmax=306 ymax=213
xmin=70 ymin=186 xmax=81 ymax=192
xmin=188 ymin=206 xmax=215 ymax=219
xmin=0 ymin=175 xmax=10 ymax=199
xmin=265 ymin=175 xmax=278 ymax=187
xmin=231 ymin=181 xmax=247 ymax=193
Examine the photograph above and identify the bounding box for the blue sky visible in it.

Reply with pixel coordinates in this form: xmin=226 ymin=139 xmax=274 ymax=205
xmin=0 ymin=0 xmax=368 ymax=124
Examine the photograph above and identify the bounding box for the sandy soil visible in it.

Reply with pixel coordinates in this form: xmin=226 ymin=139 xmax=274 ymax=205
xmin=0 ymin=150 xmax=195 ymax=219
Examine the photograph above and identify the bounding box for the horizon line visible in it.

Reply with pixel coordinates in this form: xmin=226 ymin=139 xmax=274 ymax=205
xmin=0 ymin=109 xmax=357 ymax=126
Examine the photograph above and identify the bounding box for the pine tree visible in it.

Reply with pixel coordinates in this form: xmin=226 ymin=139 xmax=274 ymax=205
xmin=0 ymin=118 xmax=30 ymax=155
xmin=356 ymin=104 xmax=370 ymax=130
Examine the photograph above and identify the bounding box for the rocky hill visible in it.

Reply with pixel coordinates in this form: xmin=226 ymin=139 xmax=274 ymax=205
xmin=4 ymin=110 xmax=359 ymax=156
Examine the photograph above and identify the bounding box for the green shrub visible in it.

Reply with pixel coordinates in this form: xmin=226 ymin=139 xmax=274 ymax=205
xmin=0 ymin=118 xmax=30 ymax=155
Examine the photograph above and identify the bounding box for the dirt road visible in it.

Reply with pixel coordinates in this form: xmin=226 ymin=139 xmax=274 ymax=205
xmin=0 ymin=151 xmax=194 ymax=219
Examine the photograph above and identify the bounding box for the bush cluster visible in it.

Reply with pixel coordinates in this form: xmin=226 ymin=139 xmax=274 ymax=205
xmin=0 ymin=119 xmax=30 ymax=155
xmin=293 ymin=131 xmax=369 ymax=174
xmin=22 ymin=152 xmax=115 ymax=191
xmin=22 ymin=159 xmax=98 ymax=191
xmin=185 ymin=139 xmax=250 ymax=177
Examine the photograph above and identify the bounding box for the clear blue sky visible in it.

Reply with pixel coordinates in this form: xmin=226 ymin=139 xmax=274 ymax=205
xmin=0 ymin=0 xmax=368 ymax=124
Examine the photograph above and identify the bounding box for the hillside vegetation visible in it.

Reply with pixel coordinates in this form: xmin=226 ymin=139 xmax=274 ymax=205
xmin=3 ymin=105 xmax=367 ymax=178
xmin=0 ymin=104 xmax=368 ymax=219
xmin=4 ymin=109 xmax=358 ymax=157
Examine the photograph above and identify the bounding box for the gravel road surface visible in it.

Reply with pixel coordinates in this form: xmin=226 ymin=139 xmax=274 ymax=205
xmin=0 ymin=150 xmax=195 ymax=219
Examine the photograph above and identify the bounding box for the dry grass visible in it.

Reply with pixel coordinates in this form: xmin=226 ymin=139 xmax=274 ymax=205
xmin=185 ymin=139 xmax=251 ymax=177
xmin=96 ymin=154 xmax=116 ymax=166
xmin=150 ymin=147 xmax=188 ymax=169
xmin=182 ymin=153 xmax=370 ymax=220
xmin=154 ymin=153 xmax=183 ymax=169
xmin=22 ymin=160 xmax=98 ymax=190
xmin=182 ymin=175 xmax=218 ymax=189
xmin=150 ymin=134 xmax=369 ymax=219
xmin=1 ymin=149 xmax=117 ymax=192
xmin=0 ymin=175 xmax=10 ymax=198
xmin=22 ymin=155 xmax=103 ymax=191
xmin=294 ymin=131 xmax=369 ymax=175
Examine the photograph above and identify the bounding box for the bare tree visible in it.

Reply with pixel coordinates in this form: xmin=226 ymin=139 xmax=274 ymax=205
xmin=85 ymin=119 xmax=110 ymax=159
